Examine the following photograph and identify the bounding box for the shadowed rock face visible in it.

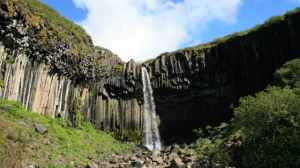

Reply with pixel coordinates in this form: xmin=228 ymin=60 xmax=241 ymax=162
xmin=145 ymin=12 xmax=300 ymax=141
xmin=1 ymin=1 xmax=300 ymax=144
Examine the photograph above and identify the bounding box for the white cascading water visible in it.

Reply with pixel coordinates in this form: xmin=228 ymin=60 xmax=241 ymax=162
xmin=142 ymin=67 xmax=162 ymax=150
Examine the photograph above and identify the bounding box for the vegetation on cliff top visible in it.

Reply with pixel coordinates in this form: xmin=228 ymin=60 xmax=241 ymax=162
xmin=1 ymin=0 xmax=93 ymax=53
xmin=192 ymin=58 xmax=300 ymax=167
xmin=0 ymin=99 xmax=132 ymax=167
xmin=94 ymin=46 xmax=114 ymax=54
xmin=141 ymin=6 xmax=300 ymax=65
xmin=0 ymin=0 xmax=117 ymax=72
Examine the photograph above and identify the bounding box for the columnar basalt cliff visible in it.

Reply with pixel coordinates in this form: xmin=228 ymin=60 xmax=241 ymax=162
xmin=144 ymin=11 xmax=300 ymax=140
xmin=0 ymin=0 xmax=145 ymax=132
xmin=1 ymin=0 xmax=300 ymax=144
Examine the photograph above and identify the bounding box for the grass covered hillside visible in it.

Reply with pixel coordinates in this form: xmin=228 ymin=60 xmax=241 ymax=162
xmin=0 ymin=99 xmax=133 ymax=167
xmin=0 ymin=0 xmax=95 ymax=55
xmin=0 ymin=0 xmax=119 ymax=78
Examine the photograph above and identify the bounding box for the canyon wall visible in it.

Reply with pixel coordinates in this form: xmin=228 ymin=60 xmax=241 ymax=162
xmin=146 ymin=12 xmax=300 ymax=139
xmin=1 ymin=1 xmax=300 ymax=143
xmin=0 ymin=43 xmax=146 ymax=131
xmin=0 ymin=1 xmax=145 ymax=132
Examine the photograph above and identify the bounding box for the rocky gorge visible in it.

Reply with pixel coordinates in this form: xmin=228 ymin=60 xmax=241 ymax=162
xmin=1 ymin=0 xmax=300 ymax=149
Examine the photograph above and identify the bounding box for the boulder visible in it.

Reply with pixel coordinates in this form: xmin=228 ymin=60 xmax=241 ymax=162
xmin=108 ymin=157 xmax=118 ymax=164
xmin=185 ymin=150 xmax=196 ymax=157
xmin=137 ymin=159 xmax=144 ymax=166
xmin=39 ymin=146 xmax=45 ymax=150
xmin=78 ymin=149 xmax=85 ymax=156
xmin=116 ymin=160 xmax=124 ymax=167
xmin=0 ymin=106 xmax=10 ymax=112
xmin=142 ymin=151 xmax=149 ymax=156
xmin=43 ymin=139 xmax=51 ymax=145
xmin=54 ymin=160 xmax=65 ymax=167
xmin=171 ymin=146 xmax=182 ymax=154
xmin=168 ymin=153 xmax=179 ymax=161
xmin=45 ymin=152 xmax=51 ymax=160
xmin=59 ymin=157 xmax=65 ymax=163
xmin=56 ymin=150 xmax=62 ymax=155
xmin=217 ymin=123 xmax=229 ymax=130
xmin=47 ymin=143 xmax=58 ymax=149
xmin=145 ymin=159 xmax=152 ymax=166
xmin=152 ymin=156 xmax=163 ymax=164
xmin=177 ymin=149 xmax=186 ymax=155
xmin=170 ymin=158 xmax=184 ymax=168
xmin=183 ymin=155 xmax=197 ymax=163
xmin=88 ymin=155 xmax=95 ymax=160
xmin=123 ymin=154 xmax=130 ymax=162
xmin=109 ymin=164 xmax=119 ymax=168
xmin=180 ymin=143 xmax=188 ymax=149
xmin=198 ymin=158 xmax=210 ymax=167
xmin=34 ymin=123 xmax=47 ymax=134
xmin=161 ymin=162 xmax=168 ymax=167
xmin=87 ymin=163 xmax=98 ymax=168
xmin=165 ymin=146 xmax=172 ymax=153
xmin=131 ymin=161 xmax=138 ymax=166
xmin=124 ymin=163 xmax=131 ymax=167
xmin=152 ymin=150 xmax=160 ymax=156
xmin=99 ymin=161 xmax=110 ymax=167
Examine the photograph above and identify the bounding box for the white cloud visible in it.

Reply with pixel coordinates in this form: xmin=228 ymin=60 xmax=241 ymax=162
xmin=72 ymin=0 xmax=243 ymax=62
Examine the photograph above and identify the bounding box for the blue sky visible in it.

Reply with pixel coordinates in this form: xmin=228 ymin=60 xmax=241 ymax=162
xmin=40 ymin=0 xmax=300 ymax=62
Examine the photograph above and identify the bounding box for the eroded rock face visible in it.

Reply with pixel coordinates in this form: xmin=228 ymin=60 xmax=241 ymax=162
xmin=1 ymin=1 xmax=300 ymax=143
xmin=0 ymin=1 xmax=145 ymax=132
xmin=144 ymin=12 xmax=300 ymax=141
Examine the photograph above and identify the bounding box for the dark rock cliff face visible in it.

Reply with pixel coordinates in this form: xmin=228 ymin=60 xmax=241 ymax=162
xmin=145 ymin=12 xmax=300 ymax=141
xmin=1 ymin=1 xmax=300 ymax=144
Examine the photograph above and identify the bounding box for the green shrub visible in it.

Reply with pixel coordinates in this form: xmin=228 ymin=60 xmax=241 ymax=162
xmin=272 ymin=58 xmax=300 ymax=89
xmin=94 ymin=46 xmax=113 ymax=54
xmin=285 ymin=6 xmax=300 ymax=16
xmin=116 ymin=63 xmax=123 ymax=71
xmin=110 ymin=128 xmax=143 ymax=145
xmin=233 ymin=86 xmax=300 ymax=167
xmin=192 ymin=125 xmax=233 ymax=164
xmin=192 ymin=128 xmax=204 ymax=138
xmin=158 ymin=52 xmax=169 ymax=58
xmin=0 ymin=100 xmax=24 ymax=118
xmin=138 ymin=58 xmax=157 ymax=65
xmin=173 ymin=49 xmax=185 ymax=56
xmin=54 ymin=118 xmax=65 ymax=126
xmin=263 ymin=15 xmax=284 ymax=27
xmin=197 ymin=52 xmax=204 ymax=61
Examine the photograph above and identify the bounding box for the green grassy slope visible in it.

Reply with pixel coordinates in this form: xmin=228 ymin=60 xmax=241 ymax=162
xmin=0 ymin=99 xmax=132 ymax=167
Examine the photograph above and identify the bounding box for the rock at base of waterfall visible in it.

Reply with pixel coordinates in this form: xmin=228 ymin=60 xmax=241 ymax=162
xmin=170 ymin=158 xmax=184 ymax=168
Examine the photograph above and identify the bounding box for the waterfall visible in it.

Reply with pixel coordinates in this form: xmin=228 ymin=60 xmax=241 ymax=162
xmin=142 ymin=67 xmax=162 ymax=150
